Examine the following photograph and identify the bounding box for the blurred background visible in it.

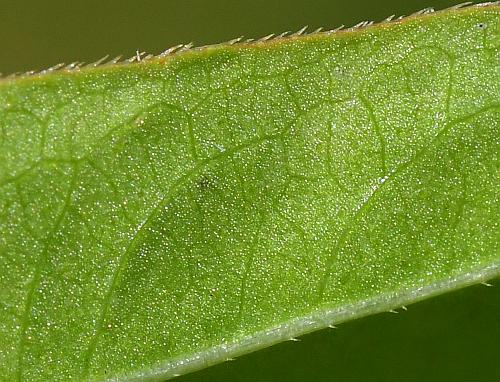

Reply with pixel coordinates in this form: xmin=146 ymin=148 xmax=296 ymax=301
xmin=1 ymin=0 xmax=499 ymax=381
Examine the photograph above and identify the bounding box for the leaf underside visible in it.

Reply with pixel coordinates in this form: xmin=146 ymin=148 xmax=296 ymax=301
xmin=0 ymin=5 xmax=499 ymax=382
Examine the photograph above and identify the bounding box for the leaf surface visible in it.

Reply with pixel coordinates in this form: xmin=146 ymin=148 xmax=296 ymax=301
xmin=0 ymin=5 xmax=499 ymax=381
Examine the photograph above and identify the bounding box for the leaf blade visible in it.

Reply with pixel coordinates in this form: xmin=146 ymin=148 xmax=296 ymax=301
xmin=0 ymin=4 xmax=499 ymax=381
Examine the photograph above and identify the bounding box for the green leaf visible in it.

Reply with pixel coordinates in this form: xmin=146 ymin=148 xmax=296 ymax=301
xmin=1 ymin=4 xmax=499 ymax=381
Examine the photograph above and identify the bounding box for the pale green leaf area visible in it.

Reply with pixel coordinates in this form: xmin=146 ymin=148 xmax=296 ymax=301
xmin=0 ymin=5 xmax=499 ymax=382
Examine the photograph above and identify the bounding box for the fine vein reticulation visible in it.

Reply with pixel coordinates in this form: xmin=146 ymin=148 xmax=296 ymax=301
xmin=0 ymin=4 xmax=499 ymax=382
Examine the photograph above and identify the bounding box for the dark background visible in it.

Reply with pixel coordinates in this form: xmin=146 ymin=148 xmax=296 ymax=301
xmin=1 ymin=1 xmax=499 ymax=381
